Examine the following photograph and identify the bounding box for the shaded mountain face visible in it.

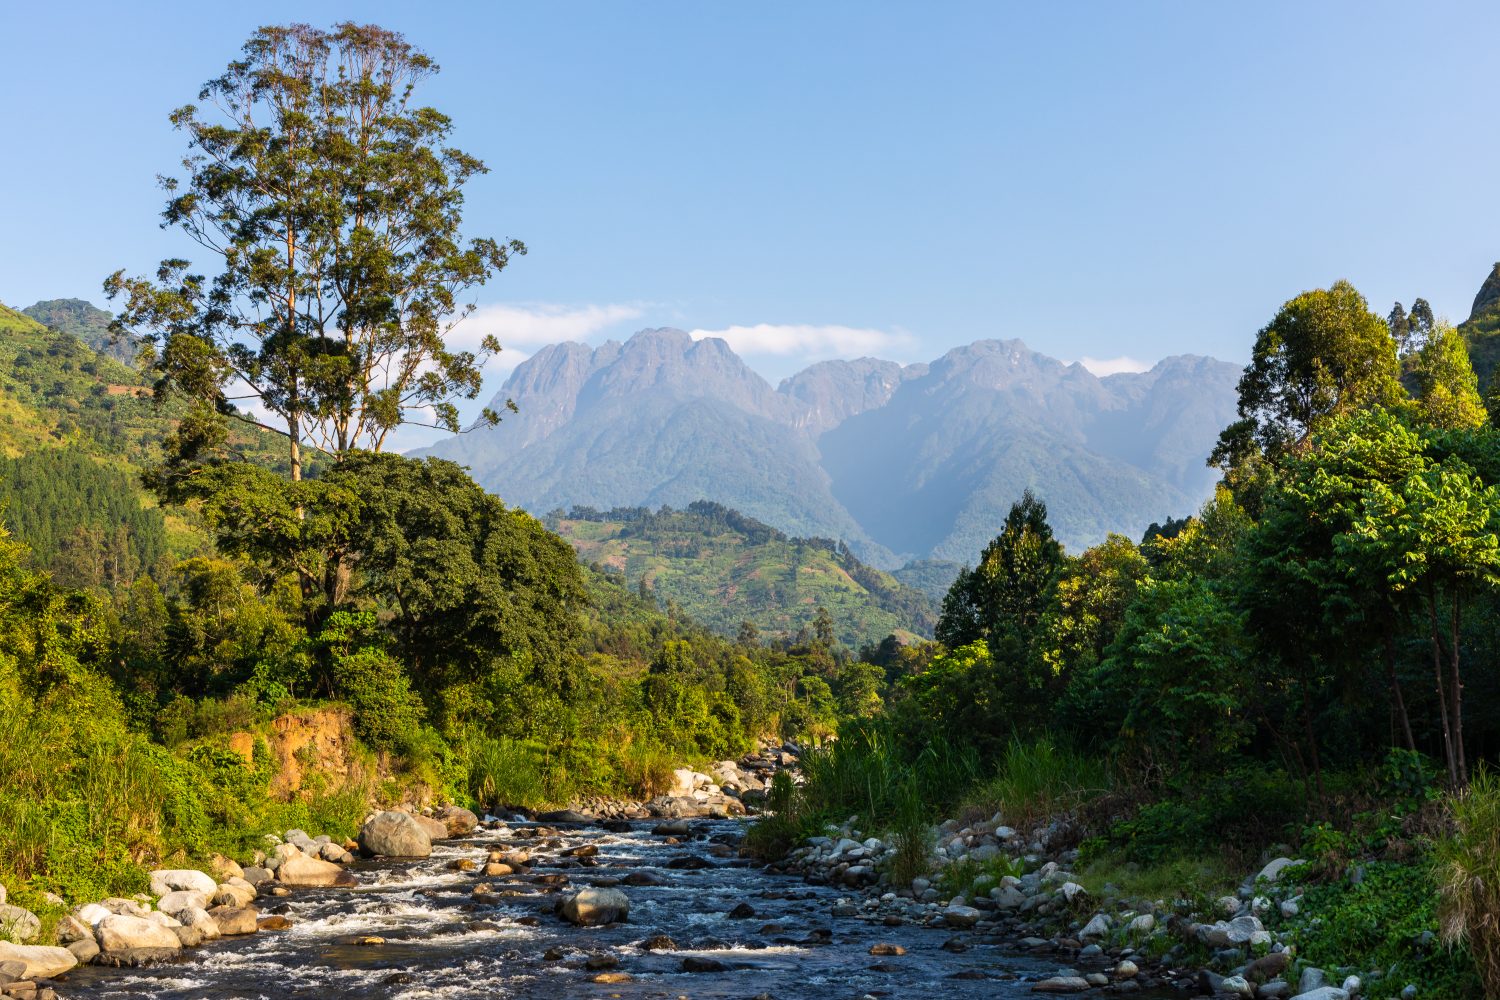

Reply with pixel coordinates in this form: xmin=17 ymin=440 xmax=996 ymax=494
xmin=418 ymin=328 xmax=1241 ymax=564
xmin=1462 ymin=263 xmax=1500 ymax=390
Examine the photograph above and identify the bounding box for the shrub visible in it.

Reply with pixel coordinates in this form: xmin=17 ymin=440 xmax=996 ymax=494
xmin=1437 ymin=770 xmax=1500 ymax=998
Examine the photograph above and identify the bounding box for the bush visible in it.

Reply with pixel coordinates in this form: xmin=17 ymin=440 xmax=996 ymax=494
xmin=1437 ymin=770 xmax=1500 ymax=998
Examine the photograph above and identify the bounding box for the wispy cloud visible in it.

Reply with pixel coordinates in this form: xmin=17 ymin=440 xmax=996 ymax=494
xmin=1077 ymin=355 xmax=1152 ymax=376
xmin=687 ymin=323 xmax=917 ymax=361
xmin=453 ymin=301 xmax=646 ymax=350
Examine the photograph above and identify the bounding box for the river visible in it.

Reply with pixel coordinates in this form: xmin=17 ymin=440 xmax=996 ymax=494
xmin=57 ymin=818 xmax=1180 ymax=999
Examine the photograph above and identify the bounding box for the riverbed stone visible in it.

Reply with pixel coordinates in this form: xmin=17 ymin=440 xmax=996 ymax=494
xmin=413 ymin=814 xmax=448 ymax=842
xmin=557 ymin=888 xmax=629 ymax=926
xmin=1033 ymin=976 xmax=1091 ymax=992
xmin=1258 ymin=858 xmax=1301 ymax=883
xmin=177 ymin=907 xmax=220 ymax=941
xmin=1288 ymin=989 xmax=1348 ymax=1000
xmin=209 ymin=905 xmax=259 ymax=936
xmin=943 ymin=904 xmax=982 ymax=928
xmin=358 ymin=811 xmax=433 ymax=858
xmin=66 ymin=936 xmax=99 ymax=965
xmin=156 ymin=890 xmax=209 ymax=916
xmin=0 ymin=907 xmax=40 ymax=944
xmin=148 ymin=869 xmax=217 ymax=897
xmin=277 ymin=853 xmax=356 ymax=888
xmin=95 ymin=914 xmax=183 ymax=966
xmin=434 ymin=805 xmax=478 ymax=837
xmin=0 ymin=944 xmax=75 ymax=980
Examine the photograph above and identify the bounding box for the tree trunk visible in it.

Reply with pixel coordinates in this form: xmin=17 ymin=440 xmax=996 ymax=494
xmin=1427 ymin=583 xmax=1458 ymax=787
xmin=1382 ymin=624 xmax=1416 ymax=752
xmin=1449 ymin=592 xmax=1467 ymax=785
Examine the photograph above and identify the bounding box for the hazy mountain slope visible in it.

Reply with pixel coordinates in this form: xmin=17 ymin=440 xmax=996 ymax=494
xmin=818 ymin=341 xmax=1240 ymax=557
xmin=422 ymin=327 xmax=1241 ymax=563
xmin=548 ymin=501 xmax=935 ymax=648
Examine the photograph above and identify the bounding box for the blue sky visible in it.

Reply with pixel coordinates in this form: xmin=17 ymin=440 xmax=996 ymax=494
xmin=4 ymin=2 xmax=1498 ymax=406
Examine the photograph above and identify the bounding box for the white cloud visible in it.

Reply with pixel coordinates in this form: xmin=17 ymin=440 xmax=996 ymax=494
xmin=1077 ymin=355 xmax=1152 ymax=376
xmin=450 ymin=301 xmax=646 ymax=351
xmin=687 ymin=323 xmax=917 ymax=361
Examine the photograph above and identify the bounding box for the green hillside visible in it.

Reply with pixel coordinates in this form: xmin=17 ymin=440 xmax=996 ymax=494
xmin=0 ymin=299 xmax=288 ymax=577
xmin=546 ymin=500 xmax=937 ymax=649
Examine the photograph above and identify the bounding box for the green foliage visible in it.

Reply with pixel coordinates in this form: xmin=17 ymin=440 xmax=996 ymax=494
xmin=1095 ymin=766 xmax=1302 ymax=866
xmin=1285 ymin=862 xmax=1481 ymax=1000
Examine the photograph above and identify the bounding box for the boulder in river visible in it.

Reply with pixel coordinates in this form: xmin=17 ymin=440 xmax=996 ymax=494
xmin=278 ymin=853 xmax=356 ymax=888
xmin=0 ymin=942 xmax=77 ymax=979
xmin=1033 ymin=976 xmax=1091 ymax=993
xmin=210 ymin=905 xmax=260 ymax=936
xmin=434 ymin=805 xmax=478 ymax=837
xmin=156 ymin=890 xmax=209 ymax=917
xmin=537 ymin=809 xmax=592 ymax=825
xmin=148 ymin=869 xmax=217 ymax=897
xmin=557 ymin=888 xmax=629 ymax=926
xmin=95 ymin=914 xmax=183 ymax=966
xmin=358 ymin=811 xmax=433 ymax=858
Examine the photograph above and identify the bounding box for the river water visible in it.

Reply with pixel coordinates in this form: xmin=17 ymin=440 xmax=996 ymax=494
xmin=58 ymin=819 xmax=1176 ymax=999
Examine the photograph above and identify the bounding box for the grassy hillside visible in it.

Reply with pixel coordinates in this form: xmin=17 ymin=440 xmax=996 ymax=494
xmin=546 ymin=500 xmax=936 ymax=649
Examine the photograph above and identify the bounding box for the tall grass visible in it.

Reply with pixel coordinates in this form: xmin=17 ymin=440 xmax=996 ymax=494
xmin=963 ymin=737 xmax=1110 ymax=828
xmin=466 ymin=736 xmax=556 ymax=811
xmin=1437 ymin=769 xmax=1500 ymax=998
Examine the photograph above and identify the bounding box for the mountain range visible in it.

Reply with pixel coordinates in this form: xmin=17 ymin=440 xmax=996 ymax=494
xmin=418 ymin=329 xmax=1243 ymax=566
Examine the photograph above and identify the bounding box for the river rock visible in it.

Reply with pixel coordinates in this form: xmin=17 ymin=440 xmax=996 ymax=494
xmin=557 ymin=888 xmax=629 ymax=926
xmin=178 ymin=907 xmax=221 ymax=941
xmin=242 ymin=866 xmax=275 ymax=886
xmin=1220 ymin=975 xmax=1254 ymax=997
xmin=943 ymin=904 xmax=982 ymax=928
xmin=1033 ymin=976 xmax=1091 ymax=992
xmin=210 ymin=905 xmax=259 ymax=936
xmin=1289 ymin=989 xmax=1348 ymax=1000
xmin=1258 ymin=858 xmax=1301 ymax=883
xmin=156 ymin=891 xmax=209 ymax=917
xmin=0 ymin=943 xmax=76 ymax=979
xmin=536 ymin=810 xmax=591 ymax=824
xmin=0 ymin=906 xmax=40 ymax=943
xmin=95 ymin=914 xmax=183 ymax=965
xmin=682 ymin=955 xmax=727 ymax=973
xmin=66 ymin=936 xmax=100 ymax=965
xmin=413 ymin=814 xmax=448 ymax=841
xmin=434 ymin=805 xmax=478 ymax=837
xmin=148 ymin=869 xmax=217 ymax=897
xmin=212 ymin=880 xmax=258 ymax=907
xmin=277 ymin=853 xmax=356 ymax=888
xmin=358 ymin=811 xmax=433 ymax=858
xmin=1080 ymin=913 xmax=1110 ymax=938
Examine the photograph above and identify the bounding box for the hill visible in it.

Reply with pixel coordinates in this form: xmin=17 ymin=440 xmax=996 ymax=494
xmin=21 ymin=297 xmax=138 ymax=365
xmin=1460 ymin=262 xmax=1500 ymax=393
xmin=545 ymin=500 xmax=937 ymax=648
xmin=0 ymin=299 xmax=285 ymax=579
xmin=419 ymin=329 xmax=1241 ymax=562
